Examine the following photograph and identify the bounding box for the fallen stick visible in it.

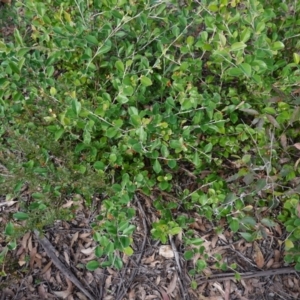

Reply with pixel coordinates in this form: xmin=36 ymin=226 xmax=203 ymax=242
xmin=34 ymin=230 xmax=96 ymax=300
xmin=197 ymin=267 xmax=297 ymax=284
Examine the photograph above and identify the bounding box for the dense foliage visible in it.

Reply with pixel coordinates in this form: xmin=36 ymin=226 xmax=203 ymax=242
xmin=1 ymin=0 xmax=300 ymax=277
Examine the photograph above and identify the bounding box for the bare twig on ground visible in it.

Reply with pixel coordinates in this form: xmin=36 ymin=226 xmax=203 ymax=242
xmin=169 ymin=235 xmax=190 ymax=300
xmin=196 ymin=267 xmax=298 ymax=284
xmin=115 ymin=195 xmax=148 ymax=300
xmin=34 ymin=230 xmax=96 ymax=300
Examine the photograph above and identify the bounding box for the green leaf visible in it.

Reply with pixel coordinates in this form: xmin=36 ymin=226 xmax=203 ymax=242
xmin=8 ymin=240 xmax=17 ymax=250
xmin=153 ymin=159 xmax=162 ymax=174
xmin=123 ymin=225 xmax=136 ymax=235
xmin=271 ymin=41 xmax=285 ymax=51
xmin=167 ymin=160 xmax=177 ymax=169
xmin=9 ymin=61 xmax=20 ymax=74
xmin=94 ymin=161 xmax=105 ymax=170
xmin=184 ymin=250 xmax=194 ymax=260
xmin=117 ymin=94 xmax=129 ymax=104
xmin=109 ymin=153 xmax=117 ymax=163
xmin=13 ymin=212 xmax=29 ymax=220
xmin=105 ymin=127 xmax=119 ymax=138
xmin=228 ymin=12 xmax=240 ymax=24
xmin=98 ymin=40 xmax=112 ymax=55
xmin=18 ymin=58 xmax=25 ymax=72
xmin=192 ymin=152 xmax=201 ymax=167
xmin=122 ymin=85 xmax=134 ymax=96
xmin=196 ymin=259 xmax=207 ymax=271
xmin=123 ymin=246 xmax=134 ymax=256
xmin=239 ymin=63 xmax=252 ymax=77
xmin=204 ymin=143 xmax=212 ymax=153
xmin=226 ymin=67 xmax=243 ymax=77
xmin=230 ymin=42 xmax=247 ymax=52
xmin=239 ymin=232 xmax=254 ymax=242
xmin=114 ymin=256 xmax=123 ymax=270
xmin=130 ymin=115 xmax=141 ymax=127
xmin=189 ymin=238 xmax=203 ymax=246
xmin=111 ymin=10 xmax=123 ymax=19
xmin=295 ymin=263 xmax=300 ymax=272
xmin=169 ymin=227 xmax=182 ymax=235
xmin=240 ymin=28 xmax=251 ymax=43
xmin=115 ymin=60 xmax=124 ymax=72
xmin=293 ymin=53 xmax=300 ymax=64
xmin=293 ymin=228 xmax=300 ymax=239
xmin=285 ymin=239 xmax=294 ymax=251
xmin=86 ymin=260 xmax=100 ymax=271
xmin=255 ymin=22 xmax=265 ymax=34
xmin=72 ymin=99 xmax=81 ymax=116
xmin=140 ymin=76 xmax=152 ymax=87
xmin=95 ymin=246 xmax=103 ymax=257
xmin=54 ymin=128 xmax=65 ymax=141
xmin=261 ymin=218 xmax=276 ymax=227
xmin=86 ymin=35 xmax=99 ymax=45
xmin=230 ymin=219 xmax=239 ymax=232
xmin=5 ymin=222 xmax=14 ymax=236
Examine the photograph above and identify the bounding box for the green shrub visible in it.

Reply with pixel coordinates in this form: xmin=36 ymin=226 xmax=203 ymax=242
xmin=1 ymin=0 xmax=300 ymax=273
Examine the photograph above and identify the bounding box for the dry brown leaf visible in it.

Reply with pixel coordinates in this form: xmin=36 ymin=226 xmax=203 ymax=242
xmin=167 ymin=272 xmax=177 ymax=294
xmin=212 ymin=282 xmax=225 ymax=297
xmin=38 ymin=284 xmax=47 ymax=299
xmin=105 ymin=275 xmax=112 ymax=290
xmin=280 ymin=133 xmax=287 ymax=149
xmin=18 ymin=252 xmax=26 ymax=266
xmin=54 ymin=278 xmax=73 ymax=299
xmin=211 ymin=235 xmax=218 ymax=248
xmin=62 ymin=200 xmax=74 ymax=208
xmin=43 ymin=266 xmax=52 ymax=281
xmin=53 ymin=290 xmax=72 ymax=299
xmin=76 ymin=292 xmax=88 ymax=300
xmin=266 ymin=114 xmax=280 ymax=128
xmin=274 ymin=249 xmax=281 ymax=262
xmin=70 ymin=232 xmax=79 ymax=247
xmin=274 ymin=223 xmax=282 ymax=236
xmin=138 ymin=286 xmax=146 ymax=300
xmin=56 ymin=272 xmax=63 ymax=285
xmin=295 ymin=158 xmax=300 ymax=170
xmin=64 ymin=251 xmax=70 ymax=265
xmin=297 ymin=203 xmax=300 ymax=218
xmin=159 ymin=245 xmax=174 ymax=258
xmin=85 ymin=272 xmax=94 ymax=284
xmin=29 ymin=247 xmax=37 ymax=269
xmin=28 ymin=234 xmax=33 ymax=252
xmin=41 ymin=260 xmax=52 ymax=275
xmin=160 ymin=288 xmax=170 ymax=300
xmin=142 ymin=253 xmax=155 ymax=264
xmin=224 ymin=281 xmax=231 ymax=300
xmin=252 ymin=242 xmax=264 ymax=268
xmin=80 ymin=247 xmax=95 ymax=255
xmin=266 ymin=258 xmax=274 ymax=269
xmin=217 ymin=233 xmax=227 ymax=242
xmin=79 ymin=233 xmax=91 ymax=239
xmin=294 ymin=143 xmax=300 ymax=150
xmin=128 ymin=288 xmax=136 ymax=300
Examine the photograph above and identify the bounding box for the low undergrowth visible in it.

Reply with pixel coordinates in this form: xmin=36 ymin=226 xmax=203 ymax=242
xmin=1 ymin=0 xmax=300 ymax=279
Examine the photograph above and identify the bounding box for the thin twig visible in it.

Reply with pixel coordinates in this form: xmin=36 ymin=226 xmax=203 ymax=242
xmin=115 ymin=195 xmax=148 ymax=300
xmin=34 ymin=230 xmax=96 ymax=300
xmin=196 ymin=267 xmax=298 ymax=284
xmin=169 ymin=235 xmax=190 ymax=300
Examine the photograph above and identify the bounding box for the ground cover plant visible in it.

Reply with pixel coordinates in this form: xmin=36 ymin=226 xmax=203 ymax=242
xmin=1 ymin=0 xmax=300 ymax=297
